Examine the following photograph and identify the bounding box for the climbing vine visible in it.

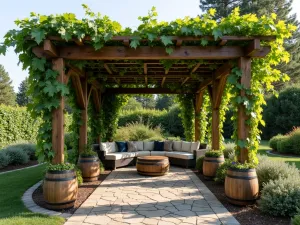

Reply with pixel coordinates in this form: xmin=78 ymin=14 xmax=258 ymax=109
xmin=199 ymin=91 xmax=211 ymax=143
xmin=0 ymin=5 xmax=295 ymax=164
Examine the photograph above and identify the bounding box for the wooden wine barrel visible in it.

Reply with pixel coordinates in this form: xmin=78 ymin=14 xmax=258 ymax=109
xmin=203 ymin=155 xmax=224 ymax=179
xmin=136 ymin=156 xmax=169 ymax=176
xmin=78 ymin=155 xmax=100 ymax=182
xmin=43 ymin=169 xmax=78 ymax=210
xmin=225 ymin=168 xmax=259 ymax=206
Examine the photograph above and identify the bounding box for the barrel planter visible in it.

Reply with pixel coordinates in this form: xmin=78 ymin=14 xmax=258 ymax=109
xmin=136 ymin=156 xmax=169 ymax=176
xmin=203 ymin=155 xmax=224 ymax=179
xmin=43 ymin=169 xmax=78 ymax=210
xmin=225 ymin=168 xmax=259 ymax=206
xmin=78 ymin=155 xmax=100 ymax=182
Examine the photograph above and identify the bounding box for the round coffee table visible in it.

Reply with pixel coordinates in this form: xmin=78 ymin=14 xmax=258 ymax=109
xmin=136 ymin=156 xmax=169 ymax=176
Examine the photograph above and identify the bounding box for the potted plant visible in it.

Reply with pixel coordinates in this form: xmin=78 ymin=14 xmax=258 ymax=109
xmin=203 ymin=150 xmax=224 ymax=180
xmin=43 ymin=163 xmax=78 ymax=210
xmin=78 ymin=145 xmax=100 ymax=182
xmin=224 ymin=162 xmax=258 ymax=206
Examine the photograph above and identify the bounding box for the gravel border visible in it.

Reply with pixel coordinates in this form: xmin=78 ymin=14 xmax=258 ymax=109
xmin=22 ymin=180 xmax=72 ymax=219
xmin=0 ymin=163 xmax=44 ymax=175
xmin=266 ymin=150 xmax=300 ymax=158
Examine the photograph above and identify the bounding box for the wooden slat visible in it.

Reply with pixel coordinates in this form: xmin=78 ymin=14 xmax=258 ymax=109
xmin=105 ymin=88 xmax=192 ymax=94
xmin=66 ymin=63 xmax=85 ymax=78
xmin=104 ymin=64 xmax=113 ymax=74
xmin=181 ymin=77 xmax=190 ymax=85
xmin=113 ymin=77 xmax=120 ymax=85
xmin=92 ymin=89 xmax=101 ymax=113
xmin=33 ymin=46 xmax=271 ymax=60
xmin=219 ymin=39 xmax=228 ymax=46
xmin=44 ymin=40 xmax=58 ymax=57
xmin=213 ymin=76 xmax=227 ymax=109
xmin=176 ymin=39 xmax=183 ymax=47
xmin=51 ymin=58 xmax=65 ymax=164
xmin=79 ymin=77 xmax=88 ymax=153
xmin=144 ymin=63 xmax=147 ymax=75
xmin=145 ymin=76 xmax=148 ymax=87
xmin=237 ymin=57 xmax=251 ymax=163
xmin=195 ymin=91 xmax=204 ymax=142
xmin=74 ymin=39 xmax=84 ymax=46
xmin=191 ymin=63 xmax=201 ymax=73
xmin=245 ymin=39 xmax=260 ymax=56
xmin=123 ymin=40 xmax=130 ymax=47
xmin=161 ymin=77 xmax=166 ymax=87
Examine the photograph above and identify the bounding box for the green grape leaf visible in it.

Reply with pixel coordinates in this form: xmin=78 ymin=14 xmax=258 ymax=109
xmin=181 ymin=27 xmax=191 ymax=35
xmin=227 ymin=74 xmax=237 ymax=84
xmin=237 ymin=140 xmax=246 ymax=148
xmin=43 ymin=81 xmax=57 ymax=97
xmin=57 ymin=83 xmax=69 ymax=96
xmin=104 ymin=32 xmax=113 ymax=42
xmin=147 ymin=33 xmax=157 ymax=42
xmin=160 ymin=36 xmax=173 ymax=46
xmin=32 ymin=58 xmax=46 ymax=71
xmin=93 ymin=41 xmax=103 ymax=50
xmin=166 ymin=47 xmax=174 ymax=55
xmin=31 ymin=28 xmax=46 ymax=44
xmin=130 ymin=37 xmax=141 ymax=49
xmin=45 ymin=69 xmax=58 ymax=79
xmin=0 ymin=45 xmax=7 ymax=55
xmin=58 ymin=27 xmax=72 ymax=41
xmin=201 ymin=39 xmax=208 ymax=46
xmin=212 ymin=28 xmax=222 ymax=40
xmin=193 ymin=30 xmax=203 ymax=36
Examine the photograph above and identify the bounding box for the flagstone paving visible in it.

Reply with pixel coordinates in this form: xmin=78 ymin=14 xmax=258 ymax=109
xmin=65 ymin=167 xmax=240 ymax=225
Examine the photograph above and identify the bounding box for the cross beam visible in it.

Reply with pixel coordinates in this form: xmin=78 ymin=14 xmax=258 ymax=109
xmin=104 ymin=88 xmax=192 ymax=94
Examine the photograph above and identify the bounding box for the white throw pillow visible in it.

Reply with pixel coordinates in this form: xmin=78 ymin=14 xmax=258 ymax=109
xmin=182 ymin=141 xmax=192 ymax=152
xmin=172 ymin=141 xmax=182 ymax=151
xmin=144 ymin=142 xmax=154 ymax=151
xmin=133 ymin=141 xmax=144 ymax=151
xmin=100 ymin=142 xmax=116 ymax=153
xmin=191 ymin=141 xmax=200 ymax=151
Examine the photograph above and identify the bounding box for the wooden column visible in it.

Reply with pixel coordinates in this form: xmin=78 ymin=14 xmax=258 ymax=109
xmin=237 ymin=57 xmax=251 ymax=163
xmin=79 ymin=76 xmax=88 ymax=153
xmin=52 ymin=58 xmax=66 ymax=164
xmin=195 ymin=91 xmax=204 ymax=141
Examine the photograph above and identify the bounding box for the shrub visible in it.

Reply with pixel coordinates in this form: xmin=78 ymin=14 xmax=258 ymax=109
xmin=259 ymin=176 xmax=300 ymax=217
xmin=47 ymin=163 xmax=75 ymax=171
xmin=215 ymin=159 xmax=232 ymax=184
xmin=292 ymin=214 xmax=300 ymax=225
xmin=0 ymin=151 xmax=10 ymax=168
xmin=223 ymin=142 xmax=235 ymax=158
xmin=65 ymin=133 xmax=73 ymax=150
xmin=75 ymin=167 xmax=83 ymax=186
xmin=277 ymin=135 xmax=293 ymax=154
xmin=196 ymin=156 xmax=204 ymax=173
xmin=100 ymin=161 xmax=105 ymax=172
xmin=269 ymin=134 xmax=284 ymax=151
xmin=4 ymin=143 xmax=37 ymax=160
xmin=205 ymin=150 xmax=223 ymax=157
xmin=165 ymin=136 xmax=181 ymax=141
xmin=114 ymin=122 xmax=164 ymax=141
xmin=4 ymin=148 xmax=29 ymax=165
xmin=288 ymin=128 xmax=300 ymax=155
xmin=256 ymin=154 xmax=300 ymax=188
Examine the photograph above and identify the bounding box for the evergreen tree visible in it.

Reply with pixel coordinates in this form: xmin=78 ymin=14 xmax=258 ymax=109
xmin=0 ymin=64 xmax=15 ymax=105
xmin=199 ymin=0 xmax=300 ymax=87
xmin=155 ymin=95 xmax=175 ymax=110
xmin=16 ymin=77 xmax=30 ymax=106
xmin=134 ymin=95 xmax=156 ymax=109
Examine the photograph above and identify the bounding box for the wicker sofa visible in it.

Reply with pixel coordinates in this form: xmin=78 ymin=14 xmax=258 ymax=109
xmin=94 ymin=141 xmax=207 ymax=170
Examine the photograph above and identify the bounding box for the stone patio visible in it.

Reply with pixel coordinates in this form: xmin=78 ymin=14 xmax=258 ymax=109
xmin=65 ymin=167 xmax=239 ymax=225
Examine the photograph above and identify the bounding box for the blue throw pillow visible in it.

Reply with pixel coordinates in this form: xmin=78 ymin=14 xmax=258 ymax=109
xmin=154 ymin=141 xmax=164 ymax=151
xmin=116 ymin=141 xmax=127 ymax=152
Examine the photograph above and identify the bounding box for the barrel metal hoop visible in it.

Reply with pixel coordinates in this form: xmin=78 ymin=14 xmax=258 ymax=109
xmin=45 ymin=199 xmax=76 ymax=206
xmin=137 ymin=162 xmax=167 ymax=165
xmin=204 ymin=159 xmax=224 ymax=163
xmin=228 ymin=168 xmax=256 ymax=172
xmin=225 ymin=195 xmax=257 ymax=202
xmin=80 ymin=159 xmax=99 ymax=163
xmin=226 ymin=174 xmax=257 ymax=180
xmin=45 ymin=176 xmax=76 ymax=182
xmin=83 ymin=175 xmax=100 ymax=178
xmin=47 ymin=169 xmax=75 ymax=174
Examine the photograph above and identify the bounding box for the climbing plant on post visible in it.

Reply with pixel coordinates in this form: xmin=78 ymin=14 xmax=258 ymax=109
xmin=178 ymin=94 xmax=195 ymax=142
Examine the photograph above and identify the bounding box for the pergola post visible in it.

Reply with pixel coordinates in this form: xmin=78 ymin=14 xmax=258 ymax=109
xmin=79 ymin=76 xmax=88 ymax=153
xmin=237 ymin=57 xmax=251 ymax=163
xmin=52 ymin=58 xmax=66 ymax=164
xmin=195 ymin=91 xmax=204 ymax=142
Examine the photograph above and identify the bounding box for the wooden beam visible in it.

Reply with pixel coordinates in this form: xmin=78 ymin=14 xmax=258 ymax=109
xmin=191 ymin=63 xmax=201 ymax=74
xmin=33 ymin=46 xmax=271 ymax=60
xmin=104 ymin=64 xmax=113 ymax=75
xmin=44 ymin=40 xmax=58 ymax=57
xmin=176 ymin=39 xmax=183 ymax=47
xmin=144 ymin=63 xmax=147 ymax=75
xmin=105 ymin=88 xmax=192 ymax=94
xmin=79 ymin=77 xmax=88 ymax=153
xmin=161 ymin=77 xmax=166 ymax=87
xmin=145 ymin=76 xmax=148 ymax=87
xmin=71 ymin=74 xmax=86 ymax=109
xmin=237 ymin=57 xmax=251 ymax=163
xmin=92 ymin=89 xmax=101 ymax=113
xmin=123 ymin=40 xmax=130 ymax=47
xmin=74 ymin=39 xmax=84 ymax=46
xmin=245 ymin=39 xmax=260 ymax=57
xmin=51 ymin=58 xmax=66 ymax=164
xmin=219 ymin=39 xmax=228 ymax=46
xmin=195 ymin=91 xmax=204 ymax=142
xmin=113 ymin=77 xmax=120 ymax=85
xmin=213 ymin=76 xmax=227 ymax=109
xmin=66 ymin=63 xmax=85 ymax=77
xmin=181 ymin=77 xmax=190 ymax=85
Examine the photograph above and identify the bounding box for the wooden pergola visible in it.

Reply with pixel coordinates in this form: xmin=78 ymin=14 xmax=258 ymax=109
xmin=32 ymin=35 xmax=275 ymax=164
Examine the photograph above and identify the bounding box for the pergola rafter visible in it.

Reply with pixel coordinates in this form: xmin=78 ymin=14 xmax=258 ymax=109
xmin=31 ymin=35 xmax=275 ymax=164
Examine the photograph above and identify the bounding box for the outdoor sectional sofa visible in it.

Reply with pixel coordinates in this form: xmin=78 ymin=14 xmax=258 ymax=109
xmin=94 ymin=141 xmax=207 ymax=170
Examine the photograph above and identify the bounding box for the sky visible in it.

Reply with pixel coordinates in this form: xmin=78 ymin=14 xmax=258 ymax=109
xmin=0 ymin=0 xmax=299 ymax=92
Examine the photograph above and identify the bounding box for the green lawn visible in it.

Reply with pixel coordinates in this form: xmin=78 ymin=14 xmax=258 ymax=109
xmin=259 ymin=140 xmax=300 ymax=169
xmin=0 ymin=164 xmax=64 ymax=225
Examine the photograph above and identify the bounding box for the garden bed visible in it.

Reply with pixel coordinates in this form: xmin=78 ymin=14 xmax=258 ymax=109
xmin=32 ymin=170 xmax=111 ymax=214
xmin=0 ymin=160 xmax=39 ymax=173
xmin=269 ymin=150 xmax=300 ymax=158
xmin=192 ymin=170 xmax=290 ymax=225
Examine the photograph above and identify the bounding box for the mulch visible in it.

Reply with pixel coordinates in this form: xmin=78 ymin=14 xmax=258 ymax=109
xmin=0 ymin=160 xmax=39 ymax=173
xmin=270 ymin=150 xmax=300 ymax=158
xmin=192 ymin=169 xmax=291 ymax=225
xmin=32 ymin=170 xmax=111 ymax=214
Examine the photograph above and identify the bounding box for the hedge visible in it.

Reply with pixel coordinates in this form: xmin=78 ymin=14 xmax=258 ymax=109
xmin=0 ymin=105 xmax=73 ymax=148
xmin=118 ymin=105 xmax=184 ymax=137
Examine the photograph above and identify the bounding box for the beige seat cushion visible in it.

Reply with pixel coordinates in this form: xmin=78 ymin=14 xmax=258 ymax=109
xmin=191 ymin=141 xmax=200 ymax=151
xmin=166 ymin=151 xmax=194 ymax=160
xmin=105 ymin=152 xmax=136 ymax=160
xmin=151 ymin=151 xmax=167 ymax=156
xmin=164 ymin=140 xmax=173 ymax=151
xmin=136 ymin=151 xmax=151 ymax=157
xmin=144 ymin=141 xmax=154 ymax=151
xmin=172 ymin=141 xmax=182 ymax=151
xmin=181 ymin=141 xmax=192 ymax=152
xmin=134 ymin=141 xmax=144 ymax=151
xmin=100 ymin=142 xmax=117 ymax=153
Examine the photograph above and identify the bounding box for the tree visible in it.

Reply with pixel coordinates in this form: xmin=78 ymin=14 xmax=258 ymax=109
xmin=122 ymin=97 xmax=143 ymax=111
xmin=0 ymin=64 xmax=15 ymax=105
xmin=155 ymin=95 xmax=175 ymax=110
xmin=134 ymin=95 xmax=156 ymax=109
xmin=199 ymin=0 xmax=300 ymax=87
xmin=16 ymin=77 xmax=30 ymax=106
